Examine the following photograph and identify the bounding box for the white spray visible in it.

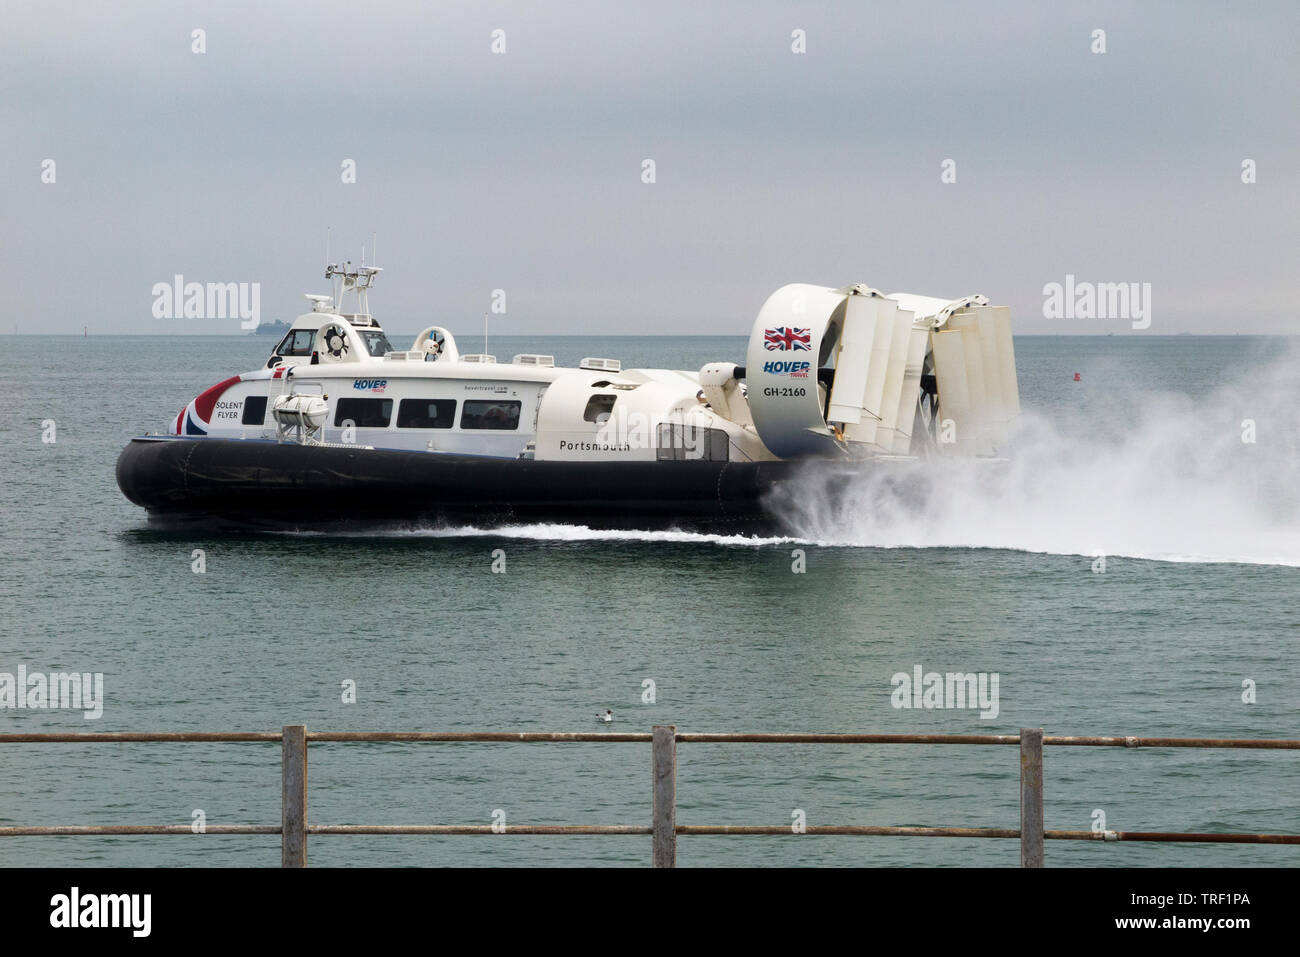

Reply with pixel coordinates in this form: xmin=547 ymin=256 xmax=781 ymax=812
xmin=775 ymin=342 xmax=1300 ymax=566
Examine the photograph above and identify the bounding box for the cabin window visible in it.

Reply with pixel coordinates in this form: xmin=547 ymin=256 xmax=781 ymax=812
xmin=275 ymin=329 xmax=316 ymax=357
xmin=242 ymin=395 xmax=268 ymax=425
xmin=397 ymin=399 xmax=457 ymax=429
xmin=656 ymin=424 xmax=730 ymax=462
xmin=335 ymin=398 xmax=393 ymax=428
xmin=461 ymin=400 xmax=521 ymax=431
xmin=583 ymin=394 xmax=617 ymax=423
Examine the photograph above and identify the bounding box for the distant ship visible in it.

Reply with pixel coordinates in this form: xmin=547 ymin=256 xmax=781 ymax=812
xmin=252 ymin=320 xmax=292 ymax=336
xmin=117 ymin=258 xmax=1021 ymax=531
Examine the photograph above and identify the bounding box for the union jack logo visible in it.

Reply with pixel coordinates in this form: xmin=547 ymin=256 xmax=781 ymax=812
xmin=763 ymin=327 xmax=811 ymax=351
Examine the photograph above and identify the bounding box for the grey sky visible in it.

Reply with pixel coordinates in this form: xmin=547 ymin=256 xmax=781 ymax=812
xmin=2 ymin=1 xmax=1296 ymax=335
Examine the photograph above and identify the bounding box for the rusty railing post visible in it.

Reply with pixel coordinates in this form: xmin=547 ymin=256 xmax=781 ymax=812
xmin=1019 ymin=727 xmax=1044 ymax=867
xmin=282 ymin=724 xmax=308 ymax=867
xmin=652 ymin=725 xmax=677 ymax=868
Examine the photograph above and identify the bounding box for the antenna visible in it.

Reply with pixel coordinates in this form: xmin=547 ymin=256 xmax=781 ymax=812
xmin=325 ymin=227 xmax=331 ymax=270
xmin=483 ymin=311 xmax=489 ymax=357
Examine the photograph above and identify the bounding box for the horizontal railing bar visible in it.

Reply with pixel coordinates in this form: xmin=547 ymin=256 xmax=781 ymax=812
xmin=678 ymin=733 xmax=1300 ymax=748
xmin=1044 ymin=736 xmax=1300 ymax=749
xmin=679 ymin=827 xmax=1300 ymax=844
xmin=305 ymin=732 xmax=653 ymax=743
xmin=1 ymin=732 xmax=1297 ymax=748
xmin=677 ymin=825 xmax=1020 ymax=838
xmin=1046 ymin=830 xmax=1300 ymax=844
xmin=677 ymin=733 xmax=1019 ymax=744
xmin=4 ymin=823 xmax=1295 ymax=844
xmin=0 ymin=825 xmax=280 ymax=835
xmin=307 ymin=825 xmax=652 ymax=835
xmin=0 ymin=732 xmax=282 ymax=743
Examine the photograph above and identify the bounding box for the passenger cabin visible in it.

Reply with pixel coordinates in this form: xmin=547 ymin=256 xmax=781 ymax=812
xmin=172 ymin=259 xmax=776 ymax=464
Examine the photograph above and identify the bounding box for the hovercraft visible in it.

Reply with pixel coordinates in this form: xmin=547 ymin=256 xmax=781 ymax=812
xmin=116 ymin=261 xmax=1021 ymax=531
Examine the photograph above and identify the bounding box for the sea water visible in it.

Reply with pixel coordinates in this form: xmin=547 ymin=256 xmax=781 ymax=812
xmin=0 ymin=334 xmax=1296 ymax=867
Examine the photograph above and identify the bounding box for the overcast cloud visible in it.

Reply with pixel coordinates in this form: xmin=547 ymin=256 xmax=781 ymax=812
xmin=2 ymin=1 xmax=1296 ymax=335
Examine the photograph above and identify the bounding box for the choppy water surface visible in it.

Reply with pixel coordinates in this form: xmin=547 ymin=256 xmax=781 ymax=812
xmin=0 ymin=333 xmax=1297 ymax=866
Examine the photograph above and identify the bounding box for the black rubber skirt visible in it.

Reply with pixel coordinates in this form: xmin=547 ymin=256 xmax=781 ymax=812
xmin=116 ymin=436 xmax=802 ymax=532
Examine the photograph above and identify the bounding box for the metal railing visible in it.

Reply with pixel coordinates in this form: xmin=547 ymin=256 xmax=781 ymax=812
xmin=2 ymin=726 xmax=1298 ymax=866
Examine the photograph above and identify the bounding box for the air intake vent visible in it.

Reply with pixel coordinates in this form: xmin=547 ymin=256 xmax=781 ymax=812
xmin=461 ymin=354 xmax=497 ymax=364
xmin=579 ymin=357 xmax=621 ymax=372
xmin=511 ymin=354 xmax=555 ymax=367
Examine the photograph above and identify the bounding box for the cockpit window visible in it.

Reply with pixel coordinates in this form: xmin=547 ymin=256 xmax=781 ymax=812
xmin=275 ymin=329 xmax=317 ymax=357
xmin=360 ymin=330 xmax=395 ymax=357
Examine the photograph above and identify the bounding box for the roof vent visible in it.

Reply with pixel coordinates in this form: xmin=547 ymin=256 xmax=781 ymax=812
xmin=461 ymin=354 xmax=497 ymax=364
xmin=580 ymin=357 xmax=621 ymax=372
xmin=511 ymin=354 xmax=555 ymax=367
